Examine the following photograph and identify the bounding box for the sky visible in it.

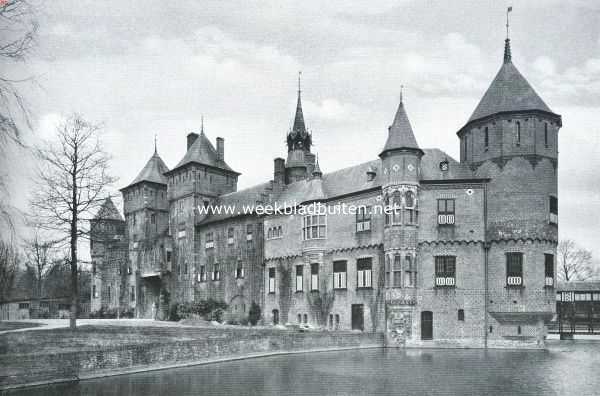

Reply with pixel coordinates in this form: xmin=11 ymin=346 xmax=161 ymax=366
xmin=4 ymin=0 xmax=600 ymax=259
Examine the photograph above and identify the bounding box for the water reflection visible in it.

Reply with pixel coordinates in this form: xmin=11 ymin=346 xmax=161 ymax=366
xmin=7 ymin=341 xmax=600 ymax=396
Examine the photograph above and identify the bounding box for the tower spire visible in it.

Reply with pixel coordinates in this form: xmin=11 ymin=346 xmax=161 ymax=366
xmin=291 ymin=72 xmax=307 ymax=135
xmin=504 ymin=6 xmax=513 ymax=63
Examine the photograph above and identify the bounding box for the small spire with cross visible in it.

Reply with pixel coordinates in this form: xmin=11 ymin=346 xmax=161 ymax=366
xmin=504 ymin=6 xmax=513 ymax=63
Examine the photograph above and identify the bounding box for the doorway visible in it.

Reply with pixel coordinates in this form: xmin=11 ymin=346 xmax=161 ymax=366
xmin=351 ymin=304 xmax=364 ymax=331
xmin=421 ymin=311 xmax=433 ymax=340
xmin=272 ymin=309 xmax=279 ymax=325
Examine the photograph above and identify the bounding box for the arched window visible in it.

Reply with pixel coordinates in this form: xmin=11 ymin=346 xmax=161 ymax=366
xmin=392 ymin=191 xmax=402 ymax=224
xmin=544 ymin=123 xmax=549 ymax=147
xmin=458 ymin=309 xmax=465 ymax=321
xmin=405 ymin=191 xmax=415 ymax=209
xmin=516 ymin=121 xmax=521 ymax=146
xmin=484 ymin=127 xmax=489 ymax=149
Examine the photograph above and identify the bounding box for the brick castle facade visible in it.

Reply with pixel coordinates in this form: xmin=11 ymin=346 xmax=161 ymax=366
xmin=90 ymin=36 xmax=560 ymax=348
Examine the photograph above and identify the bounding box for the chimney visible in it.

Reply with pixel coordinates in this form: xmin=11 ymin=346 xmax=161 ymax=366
xmin=274 ymin=157 xmax=285 ymax=185
xmin=187 ymin=132 xmax=199 ymax=150
xmin=216 ymin=137 xmax=224 ymax=162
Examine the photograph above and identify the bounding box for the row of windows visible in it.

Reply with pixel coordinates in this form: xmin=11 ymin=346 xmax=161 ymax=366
xmin=167 ymin=169 xmax=236 ymax=186
xmin=124 ymin=187 xmax=166 ymax=202
xmin=205 ymin=225 xmax=254 ymax=249
xmin=385 ymin=254 xmax=417 ymax=288
xmin=197 ymin=262 xmax=245 ymax=282
xmin=92 ymin=285 xmax=136 ymax=302
xmin=465 ymin=121 xmax=553 ymax=157
xmin=267 ymin=226 xmax=283 ymax=240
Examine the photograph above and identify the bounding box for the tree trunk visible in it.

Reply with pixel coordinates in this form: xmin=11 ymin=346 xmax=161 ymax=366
xmin=70 ymin=149 xmax=78 ymax=330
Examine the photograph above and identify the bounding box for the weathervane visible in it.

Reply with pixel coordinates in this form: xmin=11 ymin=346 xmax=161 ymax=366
xmin=506 ymin=6 xmax=512 ymax=39
xmin=298 ymin=71 xmax=302 ymax=94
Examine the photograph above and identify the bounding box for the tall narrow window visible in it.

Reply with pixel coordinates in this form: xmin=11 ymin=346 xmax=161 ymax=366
xmin=356 ymin=258 xmax=372 ymax=288
xmin=393 ymin=255 xmax=402 ymax=287
xmin=392 ymin=191 xmax=402 ymax=224
xmin=295 ymin=265 xmax=303 ymax=292
xmin=549 ymin=196 xmax=558 ymax=225
xmin=246 ymin=224 xmax=253 ymax=241
xmin=205 ymin=232 xmax=214 ymax=249
xmin=236 ymin=261 xmax=244 ymax=279
xmin=93 ymin=285 xmax=97 ymax=298
xmin=268 ymin=267 xmax=276 ymax=293
xmin=458 ymin=309 xmax=464 ymax=321
xmin=384 ymin=196 xmax=391 ymax=226
xmin=310 ymin=263 xmax=319 ymax=291
xmin=515 ymin=121 xmax=521 ymax=146
xmin=227 ymin=227 xmax=234 ymax=245
xmin=435 ymin=256 xmax=456 ymax=287
xmin=506 ymin=253 xmax=523 ymax=286
xmin=107 ymin=285 xmax=111 ymax=302
xmin=356 ymin=206 xmax=372 ymax=232
xmin=545 ymin=254 xmax=554 ymax=287
xmin=333 ymin=261 xmax=347 ymax=290
xmin=131 ymin=286 xmax=135 ymax=302
xmin=404 ymin=255 xmax=416 ymax=288
xmin=464 ymin=135 xmax=468 ymax=159
xmin=199 ymin=265 xmax=206 ymax=282
xmin=385 ymin=255 xmax=390 ymax=287
xmin=484 ymin=127 xmax=489 ymax=149
xmin=544 ymin=123 xmax=549 ymax=147
xmin=405 ymin=191 xmax=417 ymax=225
xmin=212 ymin=263 xmax=220 ymax=281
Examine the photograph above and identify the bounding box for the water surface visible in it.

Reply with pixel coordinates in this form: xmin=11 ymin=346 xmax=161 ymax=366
xmin=8 ymin=341 xmax=599 ymax=396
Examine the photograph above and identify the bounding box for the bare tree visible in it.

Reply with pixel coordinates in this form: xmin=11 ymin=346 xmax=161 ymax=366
xmin=23 ymin=228 xmax=57 ymax=304
xmin=0 ymin=0 xmax=38 ymax=236
xmin=307 ymin=274 xmax=335 ymax=328
xmin=557 ymin=239 xmax=597 ymax=282
xmin=0 ymin=238 xmax=20 ymax=301
xmin=31 ymin=114 xmax=116 ymax=329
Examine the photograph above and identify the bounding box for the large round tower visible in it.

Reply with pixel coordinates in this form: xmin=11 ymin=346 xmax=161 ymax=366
xmin=458 ymin=37 xmax=561 ymax=347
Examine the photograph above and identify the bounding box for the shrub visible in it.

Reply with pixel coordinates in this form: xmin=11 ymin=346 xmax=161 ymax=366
xmin=168 ymin=303 xmax=180 ymax=321
xmin=248 ymin=301 xmax=261 ymax=326
xmin=119 ymin=308 xmax=134 ymax=318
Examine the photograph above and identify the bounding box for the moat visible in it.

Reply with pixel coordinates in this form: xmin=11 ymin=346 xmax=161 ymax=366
xmin=8 ymin=341 xmax=599 ymax=396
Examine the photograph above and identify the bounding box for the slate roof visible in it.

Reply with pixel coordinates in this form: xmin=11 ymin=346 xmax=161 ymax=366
xmin=292 ymin=91 xmax=306 ymax=134
xmin=381 ymin=100 xmax=421 ymax=155
xmin=468 ymin=43 xmax=553 ymax=123
xmin=124 ymin=151 xmax=169 ymax=189
xmin=557 ymin=281 xmax=600 ymax=292
xmin=94 ymin=197 xmax=124 ymax=221
xmin=172 ymin=132 xmax=237 ymax=174
xmin=197 ymin=148 xmax=477 ymax=225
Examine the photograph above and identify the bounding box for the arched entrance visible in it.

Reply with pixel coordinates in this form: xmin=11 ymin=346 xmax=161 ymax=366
xmin=421 ymin=311 xmax=433 ymax=340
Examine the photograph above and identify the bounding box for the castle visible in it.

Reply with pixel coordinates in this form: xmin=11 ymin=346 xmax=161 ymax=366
xmin=90 ymin=35 xmax=560 ymax=348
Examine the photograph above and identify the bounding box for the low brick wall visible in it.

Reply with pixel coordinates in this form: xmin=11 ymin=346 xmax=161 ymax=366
xmin=0 ymin=329 xmax=383 ymax=389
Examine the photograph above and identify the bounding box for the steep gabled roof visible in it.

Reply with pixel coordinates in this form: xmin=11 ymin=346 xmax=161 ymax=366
xmin=94 ymin=197 xmax=124 ymax=221
xmin=172 ymin=132 xmax=237 ymax=174
xmin=380 ymin=100 xmax=422 ymax=156
xmin=124 ymin=151 xmax=169 ymax=189
xmin=467 ymin=39 xmax=553 ymax=124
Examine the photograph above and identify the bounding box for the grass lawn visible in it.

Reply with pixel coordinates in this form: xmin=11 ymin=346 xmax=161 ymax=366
xmin=0 ymin=321 xmax=43 ymax=331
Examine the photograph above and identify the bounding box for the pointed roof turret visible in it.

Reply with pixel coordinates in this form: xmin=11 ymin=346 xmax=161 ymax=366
xmin=312 ymin=155 xmax=322 ymax=178
xmin=170 ymin=130 xmax=239 ymax=175
xmin=292 ymin=71 xmax=307 ymax=135
xmin=94 ymin=197 xmax=123 ymax=221
xmin=123 ymin=150 xmax=169 ymax=189
xmin=380 ymin=97 xmax=423 ymax=157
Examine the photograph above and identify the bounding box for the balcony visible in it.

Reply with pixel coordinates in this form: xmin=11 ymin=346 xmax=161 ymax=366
xmin=545 ymin=277 xmax=554 ymax=287
xmin=507 ymin=276 xmax=523 ymax=286
xmin=438 ymin=214 xmax=455 ymax=225
xmin=435 ymin=277 xmax=455 ymax=287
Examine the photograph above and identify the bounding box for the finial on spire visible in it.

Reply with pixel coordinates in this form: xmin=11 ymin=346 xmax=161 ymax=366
xmin=504 ymin=6 xmax=513 ymax=63
xmin=201 ymin=115 xmax=204 ymax=134
xmin=154 ymin=133 xmax=157 ymax=154
xmin=400 ymin=84 xmax=404 ymax=104
xmin=298 ymin=71 xmax=302 ymax=95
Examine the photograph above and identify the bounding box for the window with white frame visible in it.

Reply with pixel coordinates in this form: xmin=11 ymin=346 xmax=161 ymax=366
xmin=333 ymin=261 xmax=347 ymax=290
xmin=236 ymin=261 xmax=245 ymax=279
xmin=404 ymin=191 xmax=417 ymax=225
xmin=267 ymin=226 xmax=283 ymax=240
xmin=435 ymin=256 xmax=456 ymax=287
xmin=212 ymin=263 xmax=220 ymax=281
xmin=205 ymin=232 xmax=214 ymax=249
xmin=199 ymin=265 xmax=207 ymax=282
xmin=506 ymin=253 xmax=523 ymax=286
xmin=310 ymin=263 xmax=319 ymax=291
xmin=357 ymin=258 xmax=372 ymax=288
xmin=295 ymin=265 xmax=303 ymax=292
xmin=303 ymin=214 xmax=326 ymax=240
xmin=549 ymin=196 xmax=558 ymax=225
xmin=227 ymin=227 xmax=234 ymax=245
xmin=246 ymin=224 xmax=253 ymax=241
xmin=544 ymin=254 xmax=554 ymax=287
xmin=437 ymin=199 xmax=455 ymax=225
xmin=356 ymin=206 xmax=372 ymax=232
xmin=268 ymin=267 xmax=276 ymax=293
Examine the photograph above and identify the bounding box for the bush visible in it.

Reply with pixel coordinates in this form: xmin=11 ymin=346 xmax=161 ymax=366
xmin=169 ymin=299 xmax=229 ymax=322
xmin=248 ymin=301 xmax=261 ymax=326
xmin=168 ymin=303 xmax=180 ymax=321
xmin=119 ymin=308 xmax=134 ymax=318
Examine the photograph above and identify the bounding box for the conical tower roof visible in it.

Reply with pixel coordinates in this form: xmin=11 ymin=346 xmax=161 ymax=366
xmin=292 ymin=89 xmax=306 ymax=134
xmin=467 ymin=39 xmax=553 ymax=123
xmin=380 ymin=99 xmax=422 ymax=157
xmin=125 ymin=150 xmax=169 ymax=188
xmin=94 ymin=197 xmax=123 ymax=221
